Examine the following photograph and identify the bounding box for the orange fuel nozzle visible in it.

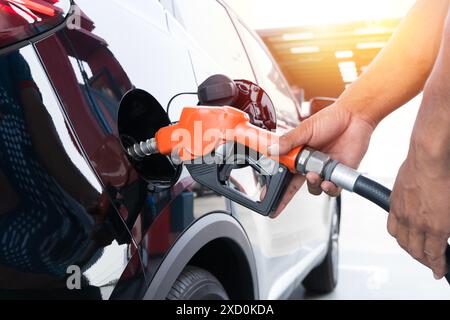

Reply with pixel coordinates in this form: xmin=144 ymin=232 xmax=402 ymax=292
xmin=127 ymin=106 xmax=302 ymax=173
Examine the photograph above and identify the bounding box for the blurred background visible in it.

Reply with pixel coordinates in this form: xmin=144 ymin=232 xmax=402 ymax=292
xmin=227 ymin=0 xmax=450 ymax=299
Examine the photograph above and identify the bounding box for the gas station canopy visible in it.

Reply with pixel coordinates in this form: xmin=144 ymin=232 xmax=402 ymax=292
xmin=258 ymin=19 xmax=401 ymax=99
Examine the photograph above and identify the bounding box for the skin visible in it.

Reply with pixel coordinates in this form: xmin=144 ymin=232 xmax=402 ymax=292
xmin=271 ymin=0 xmax=450 ymax=279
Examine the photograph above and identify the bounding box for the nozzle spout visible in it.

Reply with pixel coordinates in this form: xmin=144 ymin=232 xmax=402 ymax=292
xmin=127 ymin=138 xmax=159 ymax=160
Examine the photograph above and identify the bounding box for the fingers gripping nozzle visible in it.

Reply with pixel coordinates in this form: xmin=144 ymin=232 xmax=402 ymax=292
xmin=127 ymin=138 xmax=158 ymax=160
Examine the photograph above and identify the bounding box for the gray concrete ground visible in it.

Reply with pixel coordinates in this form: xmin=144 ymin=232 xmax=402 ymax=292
xmin=291 ymin=96 xmax=450 ymax=299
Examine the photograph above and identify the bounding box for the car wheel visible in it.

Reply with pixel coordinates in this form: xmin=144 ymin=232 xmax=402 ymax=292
xmin=303 ymin=199 xmax=340 ymax=293
xmin=167 ymin=265 xmax=229 ymax=300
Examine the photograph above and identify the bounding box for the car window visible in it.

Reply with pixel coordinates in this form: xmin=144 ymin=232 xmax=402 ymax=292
xmin=234 ymin=20 xmax=300 ymax=129
xmin=172 ymin=0 xmax=255 ymax=80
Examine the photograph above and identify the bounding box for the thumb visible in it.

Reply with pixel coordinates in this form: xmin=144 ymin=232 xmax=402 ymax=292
xmin=269 ymin=120 xmax=313 ymax=156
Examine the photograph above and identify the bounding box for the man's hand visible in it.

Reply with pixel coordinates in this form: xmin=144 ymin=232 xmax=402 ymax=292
xmin=389 ymin=142 xmax=450 ymax=279
xmin=266 ymin=0 xmax=450 ymax=219
xmin=270 ymin=103 xmax=375 ymax=217
xmin=388 ymin=4 xmax=450 ymax=280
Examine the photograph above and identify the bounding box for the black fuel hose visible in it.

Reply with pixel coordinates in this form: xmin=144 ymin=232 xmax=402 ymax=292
xmin=353 ymin=175 xmax=391 ymax=212
xmin=352 ymin=174 xmax=450 ymax=285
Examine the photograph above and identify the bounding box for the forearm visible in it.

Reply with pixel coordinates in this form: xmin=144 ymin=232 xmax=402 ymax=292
xmin=337 ymin=0 xmax=450 ymax=128
xmin=389 ymin=14 xmax=450 ymax=276
xmin=411 ymin=9 xmax=450 ymax=168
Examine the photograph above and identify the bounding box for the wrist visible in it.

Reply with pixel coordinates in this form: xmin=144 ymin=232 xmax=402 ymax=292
xmin=334 ymin=97 xmax=379 ymax=131
xmin=410 ymin=133 xmax=450 ymax=172
xmin=411 ymin=88 xmax=450 ymax=170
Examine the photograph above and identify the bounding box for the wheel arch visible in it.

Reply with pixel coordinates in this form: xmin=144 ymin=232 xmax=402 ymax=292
xmin=143 ymin=213 xmax=258 ymax=300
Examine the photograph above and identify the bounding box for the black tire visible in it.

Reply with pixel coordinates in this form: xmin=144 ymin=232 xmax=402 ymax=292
xmin=303 ymin=199 xmax=340 ymax=293
xmin=167 ymin=265 xmax=229 ymax=300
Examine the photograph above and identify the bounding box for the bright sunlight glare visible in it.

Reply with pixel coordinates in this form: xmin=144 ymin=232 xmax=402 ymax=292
xmin=226 ymin=0 xmax=416 ymax=29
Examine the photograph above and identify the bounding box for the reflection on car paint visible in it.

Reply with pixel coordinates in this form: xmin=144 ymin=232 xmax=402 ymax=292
xmin=0 ymin=46 xmax=141 ymax=299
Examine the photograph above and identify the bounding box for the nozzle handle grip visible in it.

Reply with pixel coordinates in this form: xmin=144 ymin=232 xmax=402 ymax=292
xmin=233 ymin=121 xmax=302 ymax=173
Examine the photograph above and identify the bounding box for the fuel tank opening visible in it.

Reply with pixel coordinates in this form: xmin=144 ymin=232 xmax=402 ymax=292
xmin=118 ymin=89 xmax=181 ymax=189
